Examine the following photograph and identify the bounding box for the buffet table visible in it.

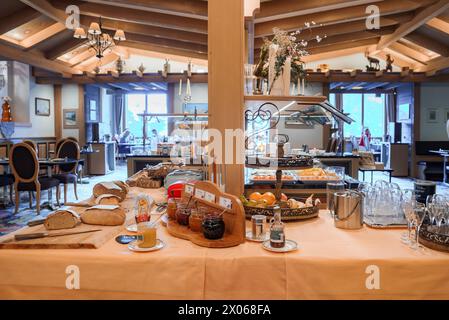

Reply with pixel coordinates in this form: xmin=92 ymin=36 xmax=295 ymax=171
xmin=1 ymin=188 xmax=449 ymax=300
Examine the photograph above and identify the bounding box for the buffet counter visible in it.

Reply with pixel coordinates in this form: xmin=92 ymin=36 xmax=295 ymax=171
xmin=126 ymin=155 xmax=205 ymax=177
xmin=1 ymin=188 xmax=449 ymax=300
xmin=315 ymin=153 xmax=360 ymax=178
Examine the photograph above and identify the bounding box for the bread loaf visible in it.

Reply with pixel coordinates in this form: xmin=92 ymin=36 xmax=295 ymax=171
xmin=113 ymin=181 xmax=129 ymax=194
xmin=95 ymin=194 xmax=121 ymax=206
xmin=44 ymin=210 xmax=80 ymax=230
xmin=93 ymin=182 xmax=126 ymax=202
xmin=81 ymin=205 xmax=126 ymax=226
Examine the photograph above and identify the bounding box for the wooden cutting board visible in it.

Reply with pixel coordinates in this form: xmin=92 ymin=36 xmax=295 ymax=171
xmin=0 ymin=187 xmax=167 ymax=249
xmin=0 ymin=222 xmax=124 ymax=249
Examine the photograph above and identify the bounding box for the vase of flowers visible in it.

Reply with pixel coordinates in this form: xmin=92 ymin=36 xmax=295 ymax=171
xmin=254 ymin=24 xmax=326 ymax=96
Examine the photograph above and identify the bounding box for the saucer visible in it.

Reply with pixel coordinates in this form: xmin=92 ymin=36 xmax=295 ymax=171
xmin=246 ymin=231 xmax=269 ymax=243
xmin=126 ymin=224 xmax=138 ymax=233
xmin=262 ymin=240 xmax=298 ymax=253
xmin=128 ymin=239 xmax=165 ymax=252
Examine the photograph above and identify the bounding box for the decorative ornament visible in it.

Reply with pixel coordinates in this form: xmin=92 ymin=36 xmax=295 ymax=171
xmin=138 ymin=63 xmax=146 ymax=74
xmin=187 ymin=60 xmax=193 ymax=78
xmin=93 ymin=66 xmax=100 ymax=74
xmin=162 ymin=59 xmax=170 ymax=78
xmin=366 ymin=55 xmax=381 ymax=72
xmin=115 ymin=57 xmax=125 ymax=74
xmin=385 ymin=54 xmax=394 ymax=72
xmin=1 ymin=96 xmax=12 ymax=122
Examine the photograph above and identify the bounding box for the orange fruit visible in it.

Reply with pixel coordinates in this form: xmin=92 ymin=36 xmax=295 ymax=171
xmin=262 ymin=192 xmax=276 ymax=206
xmin=249 ymin=192 xmax=263 ymax=201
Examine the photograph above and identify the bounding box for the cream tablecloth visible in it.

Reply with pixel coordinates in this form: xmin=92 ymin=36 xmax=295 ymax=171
xmin=1 ymin=189 xmax=449 ymax=300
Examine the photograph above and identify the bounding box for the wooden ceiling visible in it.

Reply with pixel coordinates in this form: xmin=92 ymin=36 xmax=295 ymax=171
xmin=0 ymin=0 xmax=448 ymax=81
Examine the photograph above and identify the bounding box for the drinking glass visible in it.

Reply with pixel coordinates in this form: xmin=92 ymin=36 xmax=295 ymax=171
xmin=411 ymin=203 xmax=427 ymax=251
xmin=401 ymin=189 xmax=415 ymax=245
xmin=326 ymin=182 xmax=345 ymax=217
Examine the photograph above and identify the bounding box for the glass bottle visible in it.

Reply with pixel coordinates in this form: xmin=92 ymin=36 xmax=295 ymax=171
xmin=270 ymin=206 xmax=285 ymax=248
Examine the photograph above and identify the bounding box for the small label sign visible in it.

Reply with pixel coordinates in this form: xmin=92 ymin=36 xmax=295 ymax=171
xmin=219 ymin=197 xmax=232 ymax=210
xmin=185 ymin=184 xmax=194 ymax=195
xmin=205 ymin=192 xmax=216 ymax=203
xmin=195 ymin=189 xmax=206 ymax=199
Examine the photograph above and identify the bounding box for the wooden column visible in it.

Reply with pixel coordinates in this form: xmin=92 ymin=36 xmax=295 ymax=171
xmin=54 ymin=84 xmax=62 ymax=141
xmin=167 ymin=83 xmax=175 ymax=135
xmin=208 ymin=0 xmax=245 ymax=196
xmin=78 ymin=85 xmax=86 ymax=146
xmin=411 ymin=83 xmax=421 ymax=178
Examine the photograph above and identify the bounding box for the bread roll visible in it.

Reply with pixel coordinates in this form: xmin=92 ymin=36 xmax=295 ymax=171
xmin=113 ymin=181 xmax=129 ymax=194
xmin=93 ymin=182 xmax=126 ymax=202
xmin=45 ymin=210 xmax=80 ymax=230
xmin=81 ymin=205 xmax=126 ymax=226
xmin=95 ymin=194 xmax=121 ymax=206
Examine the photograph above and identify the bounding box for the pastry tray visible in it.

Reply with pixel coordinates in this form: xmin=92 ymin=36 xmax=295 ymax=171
xmin=419 ymin=224 xmax=449 ymax=252
xmin=244 ymin=205 xmax=319 ymax=221
xmin=364 ymin=215 xmax=408 ymax=229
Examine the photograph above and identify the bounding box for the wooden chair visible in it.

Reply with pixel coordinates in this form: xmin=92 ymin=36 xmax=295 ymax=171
xmin=9 ymin=143 xmax=60 ymax=215
xmin=0 ymin=173 xmax=14 ymax=203
xmin=23 ymin=140 xmax=38 ymax=153
xmin=54 ymin=140 xmax=80 ymax=203
xmin=54 ymin=138 xmax=67 ymax=158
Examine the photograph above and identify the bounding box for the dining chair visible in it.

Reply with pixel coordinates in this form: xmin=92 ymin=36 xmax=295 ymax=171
xmin=54 ymin=138 xmax=67 ymax=158
xmin=0 ymin=173 xmax=14 ymax=203
xmin=9 ymin=143 xmax=60 ymax=215
xmin=54 ymin=140 xmax=80 ymax=203
xmin=66 ymin=137 xmax=84 ymax=182
xmin=23 ymin=140 xmax=38 ymax=153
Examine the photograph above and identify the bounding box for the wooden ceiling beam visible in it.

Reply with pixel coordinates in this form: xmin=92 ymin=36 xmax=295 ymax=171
xmin=51 ymin=0 xmax=207 ymax=34
xmin=415 ymin=56 xmax=449 ymax=73
xmin=426 ymin=17 xmax=449 ymax=33
xmin=0 ymin=39 xmax=78 ymax=76
xmin=374 ymin=0 xmax=449 ymax=52
xmin=255 ymin=0 xmax=429 ymax=38
xmin=404 ymin=31 xmax=449 ymax=57
xmin=307 ymin=38 xmax=380 ymax=56
xmin=122 ymin=32 xmax=207 ymax=54
xmin=120 ymin=41 xmax=208 ymax=60
xmin=388 ymin=42 xmax=431 ymax=65
xmin=254 ymin=12 xmax=413 ymax=49
xmin=82 ymin=15 xmax=207 ymax=45
xmin=0 ymin=6 xmax=41 ymax=35
xmin=255 ymin=0 xmax=383 ymax=23
xmin=20 ymin=0 xmax=71 ymax=24
xmin=81 ymin=0 xmax=208 ymax=20
xmin=20 ymin=22 xmax=66 ymax=49
xmin=44 ymin=37 xmax=88 ymax=60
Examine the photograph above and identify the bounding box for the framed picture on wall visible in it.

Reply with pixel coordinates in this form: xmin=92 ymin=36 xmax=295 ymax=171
xmin=35 ymin=98 xmax=50 ymax=116
xmin=426 ymin=108 xmax=439 ymax=123
xmin=63 ymin=109 xmax=78 ymax=129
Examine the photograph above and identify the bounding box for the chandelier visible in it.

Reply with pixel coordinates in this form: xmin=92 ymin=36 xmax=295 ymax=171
xmin=73 ymin=17 xmax=126 ymax=59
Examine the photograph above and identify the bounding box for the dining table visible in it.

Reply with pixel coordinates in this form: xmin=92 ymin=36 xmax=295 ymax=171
xmin=0 ymin=158 xmax=83 ymax=210
xmin=429 ymin=150 xmax=449 ymax=186
xmin=1 ymin=187 xmax=449 ymax=300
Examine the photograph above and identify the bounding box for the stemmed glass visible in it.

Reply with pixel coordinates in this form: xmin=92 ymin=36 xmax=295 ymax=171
xmin=401 ymin=189 xmax=415 ymax=245
xmin=410 ymin=203 xmax=427 ymax=251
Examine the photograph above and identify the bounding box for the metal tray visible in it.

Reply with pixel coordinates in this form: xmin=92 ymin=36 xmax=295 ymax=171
xmin=244 ymin=205 xmax=319 ymax=221
xmin=364 ymin=215 xmax=408 ymax=229
xmin=419 ymin=224 xmax=449 ymax=252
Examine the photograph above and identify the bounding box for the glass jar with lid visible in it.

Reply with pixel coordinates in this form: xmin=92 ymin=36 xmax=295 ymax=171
xmin=202 ymin=214 xmax=225 ymax=240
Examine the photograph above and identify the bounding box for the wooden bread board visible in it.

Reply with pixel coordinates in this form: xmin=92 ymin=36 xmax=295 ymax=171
xmin=0 ymin=187 xmax=167 ymax=249
xmin=0 ymin=221 xmax=125 ymax=249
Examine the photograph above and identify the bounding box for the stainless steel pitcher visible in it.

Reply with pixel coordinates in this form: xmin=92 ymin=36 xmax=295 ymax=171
xmin=333 ymin=190 xmax=364 ymax=230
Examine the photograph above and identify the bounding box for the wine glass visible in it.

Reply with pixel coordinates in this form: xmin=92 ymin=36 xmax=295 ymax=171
xmin=411 ymin=203 xmax=427 ymax=251
xmin=401 ymin=190 xmax=415 ymax=245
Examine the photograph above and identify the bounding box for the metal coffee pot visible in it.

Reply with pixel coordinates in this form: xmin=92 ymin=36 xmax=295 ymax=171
xmin=333 ymin=190 xmax=364 ymax=230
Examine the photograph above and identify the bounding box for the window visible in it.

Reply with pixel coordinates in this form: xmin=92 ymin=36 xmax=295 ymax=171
xmin=125 ymin=93 xmax=168 ymax=139
xmin=330 ymin=93 xmax=386 ymax=139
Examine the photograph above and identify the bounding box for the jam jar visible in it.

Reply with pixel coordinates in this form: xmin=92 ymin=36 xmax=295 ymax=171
xmin=167 ymin=198 xmax=178 ymax=220
xmin=189 ymin=209 xmax=204 ymax=233
xmin=202 ymin=215 xmax=225 ymax=240
xmin=176 ymin=205 xmax=191 ymax=226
